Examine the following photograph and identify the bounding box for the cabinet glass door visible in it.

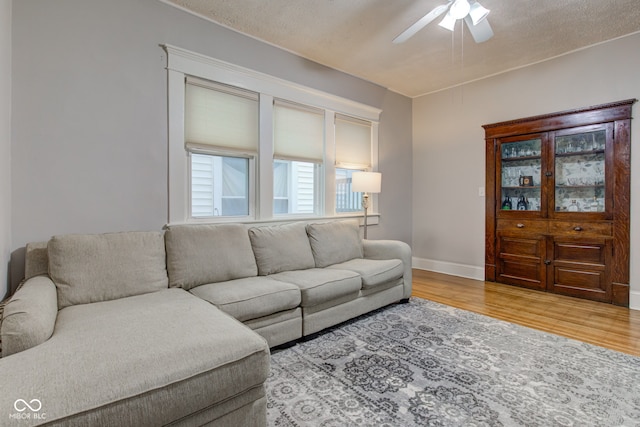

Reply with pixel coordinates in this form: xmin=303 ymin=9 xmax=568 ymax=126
xmin=500 ymin=138 xmax=542 ymax=212
xmin=554 ymin=129 xmax=605 ymax=213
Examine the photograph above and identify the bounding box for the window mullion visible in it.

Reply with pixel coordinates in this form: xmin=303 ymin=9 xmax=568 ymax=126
xmin=371 ymin=121 xmax=380 ymax=214
xmin=213 ymin=156 xmax=223 ymax=215
xmin=324 ymin=110 xmax=337 ymax=216
xmin=258 ymin=95 xmax=274 ymax=220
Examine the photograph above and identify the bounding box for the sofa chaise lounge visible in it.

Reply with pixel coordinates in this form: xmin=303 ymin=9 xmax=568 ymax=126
xmin=0 ymin=219 xmax=411 ymax=426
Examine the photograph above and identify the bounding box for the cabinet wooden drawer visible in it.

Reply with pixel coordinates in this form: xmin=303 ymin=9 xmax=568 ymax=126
xmin=549 ymin=221 xmax=612 ymax=237
xmin=497 ymin=219 xmax=548 ymax=234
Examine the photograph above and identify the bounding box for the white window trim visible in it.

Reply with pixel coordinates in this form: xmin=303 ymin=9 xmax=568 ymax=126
xmin=164 ymin=44 xmax=381 ymax=225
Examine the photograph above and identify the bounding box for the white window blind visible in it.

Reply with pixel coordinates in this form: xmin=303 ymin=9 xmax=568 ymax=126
xmin=273 ymin=100 xmax=324 ymax=162
xmin=335 ymin=114 xmax=372 ymax=168
xmin=185 ymin=77 xmax=259 ymax=154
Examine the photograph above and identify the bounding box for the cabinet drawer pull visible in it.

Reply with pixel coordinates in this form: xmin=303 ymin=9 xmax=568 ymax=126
xmin=516 ymin=223 xmax=525 ymax=228
xmin=573 ymin=226 xmax=583 ymax=232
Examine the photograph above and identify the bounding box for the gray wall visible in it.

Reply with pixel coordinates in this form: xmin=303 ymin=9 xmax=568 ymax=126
xmin=369 ymin=89 xmax=413 ymax=245
xmin=412 ymin=33 xmax=640 ymax=308
xmin=10 ymin=0 xmax=413 ymax=289
xmin=0 ymin=0 xmax=11 ymax=299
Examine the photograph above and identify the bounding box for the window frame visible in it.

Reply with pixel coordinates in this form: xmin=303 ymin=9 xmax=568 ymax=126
xmin=273 ymin=159 xmax=291 ymax=215
xmin=164 ymin=44 xmax=381 ymax=224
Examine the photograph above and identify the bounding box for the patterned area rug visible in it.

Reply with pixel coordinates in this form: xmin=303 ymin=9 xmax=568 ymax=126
xmin=266 ymin=297 xmax=640 ymax=426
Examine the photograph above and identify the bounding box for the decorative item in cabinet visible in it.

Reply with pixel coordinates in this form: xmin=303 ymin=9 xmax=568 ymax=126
xmin=483 ymin=99 xmax=635 ymax=306
xmin=554 ymin=129 xmax=606 ymax=213
xmin=500 ymin=138 xmax=542 ymax=212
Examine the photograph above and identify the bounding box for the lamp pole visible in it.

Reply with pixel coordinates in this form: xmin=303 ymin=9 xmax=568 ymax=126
xmin=362 ymin=192 xmax=370 ymax=239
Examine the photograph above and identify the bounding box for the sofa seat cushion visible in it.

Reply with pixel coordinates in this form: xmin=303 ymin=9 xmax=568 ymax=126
xmin=327 ymin=258 xmax=404 ymax=289
xmin=271 ymin=268 xmax=361 ymax=307
xmin=48 ymin=231 xmax=169 ymax=309
xmin=0 ymin=289 xmax=269 ymax=425
xmin=190 ymin=277 xmax=301 ymax=322
xmin=165 ymin=224 xmax=258 ymax=290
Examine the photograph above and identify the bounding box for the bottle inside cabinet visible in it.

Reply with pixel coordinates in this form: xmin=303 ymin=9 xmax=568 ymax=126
xmin=500 ymin=138 xmax=541 ymax=211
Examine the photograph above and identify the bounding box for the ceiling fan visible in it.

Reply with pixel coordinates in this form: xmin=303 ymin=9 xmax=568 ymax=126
xmin=393 ymin=0 xmax=493 ymax=44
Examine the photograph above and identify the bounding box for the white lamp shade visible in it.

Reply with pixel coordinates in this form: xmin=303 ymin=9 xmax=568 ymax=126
xmin=469 ymin=1 xmax=490 ymax=25
xmin=438 ymin=11 xmax=456 ymax=31
xmin=352 ymin=172 xmax=381 ymax=193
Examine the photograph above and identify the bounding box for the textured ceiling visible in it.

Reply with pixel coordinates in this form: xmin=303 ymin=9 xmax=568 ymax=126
xmin=165 ymin=0 xmax=640 ymax=97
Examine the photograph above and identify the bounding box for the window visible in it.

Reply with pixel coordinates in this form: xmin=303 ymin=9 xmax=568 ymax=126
xmin=273 ymin=160 xmax=289 ymax=214
xmin=274 ymin=160 xmax=318 ymax=215
xmin=335 ymin=168 xmax=364 ymax=213
xmin=184 ymin=77 xmax=258 ymax=219
xmin=273 ymin=100 xmax=324 ymax=215
xmin=165 ymin=44 xmax=381 ymax=224
xmin=191 ymin=154 xmax=249 ymax=217
xmin=334 ymin=114 xmax=372 ymax=213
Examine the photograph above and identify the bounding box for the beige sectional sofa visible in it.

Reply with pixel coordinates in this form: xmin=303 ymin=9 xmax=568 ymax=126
xmin=0 ymin=219 xmax=411 ymax=426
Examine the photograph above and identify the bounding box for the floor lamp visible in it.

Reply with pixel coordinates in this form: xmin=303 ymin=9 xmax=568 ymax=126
xmin=352 ymin=172 xmax=381 ymax=239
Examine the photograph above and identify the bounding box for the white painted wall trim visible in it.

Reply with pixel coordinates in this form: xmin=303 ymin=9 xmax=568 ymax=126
xmin=167 ymin=212 xmax=379 ymax=228
xmin=163 ymin=44 xmax=382 ymax=121
xmin=412 ymin=257 xmax=485 ymax=281
xmin=629 ymin=291 xmax=640 ymax=311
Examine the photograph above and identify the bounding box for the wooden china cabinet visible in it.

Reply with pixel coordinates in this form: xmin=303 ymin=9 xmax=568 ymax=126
xmin=483 ymin=99 xmax=635 ymax=306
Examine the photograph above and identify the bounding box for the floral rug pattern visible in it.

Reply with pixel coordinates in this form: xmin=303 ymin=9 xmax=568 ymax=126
xmin=266 ymin=298 xmax=640 ymax=426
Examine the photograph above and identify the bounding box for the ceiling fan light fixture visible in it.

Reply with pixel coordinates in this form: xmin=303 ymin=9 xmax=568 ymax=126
xmin=449 ymin=0 xmax=471 ymax=20
xmin=468 ymin=1 xmax=490 ymax=25
xmin=394 ymin=0 xmax=493 ymax=43
xmin=438 ymin=11 xmax=457 ymax=31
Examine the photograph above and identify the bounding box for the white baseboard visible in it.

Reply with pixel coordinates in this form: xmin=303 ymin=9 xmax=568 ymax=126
xmin=629 ymin=290 xmax=640 ymax=311
xmin=412 ymin=257 xmax=485 ymax=281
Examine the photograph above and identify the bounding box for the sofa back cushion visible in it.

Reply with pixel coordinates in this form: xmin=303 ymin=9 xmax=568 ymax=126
xmin=306 ymin=220 xmax=363 ymax=268
xmin=48 ymin=231 xmax=168 ymax=309
xmin=165 ymin=224 xmax=258 ymax=290
xmin=248 ymin=222 xmax=316 ymax=275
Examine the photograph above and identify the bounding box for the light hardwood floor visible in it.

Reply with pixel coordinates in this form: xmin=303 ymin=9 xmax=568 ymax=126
xmin=412 ymin=269 xmax=640 ymax=357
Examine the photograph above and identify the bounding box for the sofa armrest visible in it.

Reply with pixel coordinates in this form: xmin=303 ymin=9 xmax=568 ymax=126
xmin=0 ymin=275 xmax=58 ymax=357
xmin=363 ymin=240 xmax=412 ymax=299
xmin=25 ymin=241 xmax=49 ymax=280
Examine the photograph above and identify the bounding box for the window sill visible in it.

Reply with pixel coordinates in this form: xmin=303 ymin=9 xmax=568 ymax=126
xmin=167 ymin=213 xmax=380 ymax=227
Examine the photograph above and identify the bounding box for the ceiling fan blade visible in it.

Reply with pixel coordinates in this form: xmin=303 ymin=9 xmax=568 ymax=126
xmin=393 ymin=2 xmax=452 ymax=44
xmin=464 ymin=15 xmax=493 ymax=43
